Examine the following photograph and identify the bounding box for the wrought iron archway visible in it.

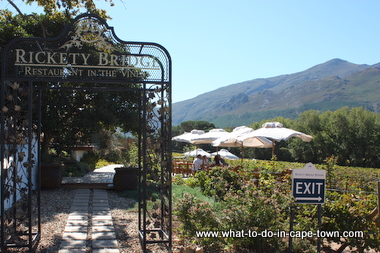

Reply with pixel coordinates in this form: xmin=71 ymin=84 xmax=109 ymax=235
xmin=1 ymin=13 xmax=172 ymax=252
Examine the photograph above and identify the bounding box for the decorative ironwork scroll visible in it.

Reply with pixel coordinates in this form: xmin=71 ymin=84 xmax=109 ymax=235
xmin=1 ymin=13 xmax=172 ymax=252
xmin=138 ymin=82 xmax=172 ymax=251
xmin=0 ymin=80 xmax=39 ymax=251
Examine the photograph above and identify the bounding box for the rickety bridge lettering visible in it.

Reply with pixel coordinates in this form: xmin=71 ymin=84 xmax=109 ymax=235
xmin=14 ymin=49 xmax=158 ymax=78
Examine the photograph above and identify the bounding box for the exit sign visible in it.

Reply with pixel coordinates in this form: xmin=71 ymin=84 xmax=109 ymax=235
xmin=292 ymin=163 xmax=326 ymax=204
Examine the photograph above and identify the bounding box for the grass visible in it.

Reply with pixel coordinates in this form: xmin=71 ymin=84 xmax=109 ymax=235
xmin=172 ymin=184 xmax=215 ymax=205
xmin=118 ymin=183 xmax=214 ymax=211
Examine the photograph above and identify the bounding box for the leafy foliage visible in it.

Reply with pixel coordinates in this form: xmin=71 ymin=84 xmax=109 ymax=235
xmin=194 ymin=167 xmax=243 ymax=201
xmin=321 ymin=192 xmax=380 ymax=252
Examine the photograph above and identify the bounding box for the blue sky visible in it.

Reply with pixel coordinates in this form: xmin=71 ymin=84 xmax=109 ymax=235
xmin=2 ymin=0 xmax=380 ymax=103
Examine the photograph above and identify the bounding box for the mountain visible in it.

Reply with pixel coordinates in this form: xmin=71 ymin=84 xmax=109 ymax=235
xmin=172 ymin=59 xmax=380 ymax=127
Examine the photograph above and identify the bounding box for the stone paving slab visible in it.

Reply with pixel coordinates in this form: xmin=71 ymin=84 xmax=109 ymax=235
xmin=93 ymin=194 xmax=108 ymax=196
xmin=92 ymin=220 xmax=114 ymax=226
xmin=92 ymin=239 xmax=118 ymax=248
xmin=76 ymin=189 xmax=91 ymax=192
xmin=93 ymin=195 xmax=107 ymax=198
xmin=74 ymin=195 xmax=90 ymax=198
xmin=62 ymin=232 xmax=88 ymax=240
xmin=68 ymin=214 xmax=88 ymax=220
xmin=74 ymin=193 xmax=90 ymax=197
xmin=58 ymin=249 xmax=88 ymax=253
xmin=70 ymin=211 xmax=89 ymax=215
xmin=70 ymin=207 xmax=89 ymax=212
xmin=92 ymin=199 xmax=108 ymax=203
xmin=71 ymin=201 xmax=89 ymax=206
xmin=94 ymin=192 xmax=108 ymax=199
xmin=92 ymin=226 xmax=116 ymax=232
xmin=92 ymin=249 xmax=120 ymax=253
xmin=93 ymin=210 xmax=112 ymax=215
xmin=70 ymin=206 xmax=89 ymax=211
xmin=66 ymin=220 xmax=88 ymax=226
xmin=64 ymin=226 xmax=88 ymax=232
xmin=93 ymin=203 xmax=110 ymax=208
xmin=92 ymin=215 xmax=112 ymax=220
xmin=74 ymin=193 xmax=90 ymax=196
xmin=93 ymin=206 xmax=110 ymax=211
xmin=60 ymin=240 xmax=87 ymax=248
xmin=72 ymin=199 xmax=90 ymax=203
xmin=93 ymin=192 xmax=108 ymax=194
xmin=92 ymin=231 xmax=117 ymax=240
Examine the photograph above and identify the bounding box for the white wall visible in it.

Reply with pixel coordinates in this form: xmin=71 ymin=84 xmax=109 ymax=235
xmin=1 ymin=136 xmax=38 ymax=210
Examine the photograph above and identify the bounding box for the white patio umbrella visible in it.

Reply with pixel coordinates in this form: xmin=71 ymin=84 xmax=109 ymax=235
xmin=190 ymin=128 xmax=229 ymax=144
xmin=212 ymin=126 xmax=272 ymax=148
xmin=212 ymin=126 xmax=272 ymax=162
xmin=211 ymin=149 xmax=239 ymax=160
xmin=184 ymin=148 xmax=211 ymax=157
xmin=171 ymin=129 xmax=205 ymax=143
xmin=237 ymin=122 xmax=313 ymax=156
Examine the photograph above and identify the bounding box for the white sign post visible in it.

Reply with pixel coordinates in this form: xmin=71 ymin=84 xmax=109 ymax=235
xmin=292 ymin=163 xmax=326 ymax=204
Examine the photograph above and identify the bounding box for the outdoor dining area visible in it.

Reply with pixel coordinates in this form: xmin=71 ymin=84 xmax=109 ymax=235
xmin=171 ymin=123 xmax=313 ymax=178
xmin=172 ymin=148 xmax=238 ymax=176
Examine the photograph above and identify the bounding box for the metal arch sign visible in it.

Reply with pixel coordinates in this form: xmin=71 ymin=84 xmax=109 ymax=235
xmin=1 ymin=13 xmax=171 ymax=83
xmin=292 ymin=163 xmax=326 ymax=204
xmin=1 ymin=13 xmax=172 ymax=252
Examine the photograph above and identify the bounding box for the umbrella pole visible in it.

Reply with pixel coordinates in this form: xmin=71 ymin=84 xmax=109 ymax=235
xmin=271 ymin=140 xmax=275 ymax=158
xmin=240 ymin=146 xmax=244 ymax=166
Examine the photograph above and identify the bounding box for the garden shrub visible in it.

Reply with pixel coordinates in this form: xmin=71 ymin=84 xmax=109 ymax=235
xmin=103 ymin=148 xmax=123 ymax=163
xmin=195 ymin=167 xmax=243 ymax=201
xmin=220 ymin=181 xmax=290 ymax=252
xmin=95 ymin=159 xmax=112 ymax=168
xmin=174 ymin=178 xmax=299 ymax=252
xmin=174 ymin=193 xmax=222 ymax=250
xmin=80 ymin=151 xmax=100 ymax=168
xmin=62 ymin=159 xmax=92 ymax=177
xmin=321 ymin=191 xmax=380 ymax=252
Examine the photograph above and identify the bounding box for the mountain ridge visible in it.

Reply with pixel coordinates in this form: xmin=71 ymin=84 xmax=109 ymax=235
xmin=172 ymin=59 xmax=379 ymax=127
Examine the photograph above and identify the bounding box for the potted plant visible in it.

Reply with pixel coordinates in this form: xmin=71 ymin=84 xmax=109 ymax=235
xmin=40 ymin=153 xmax=63 ymax=189
xmin=113 ymin=148 xmax=138 ymax=191
xmin=113 ymin=166 xmax=138 ymax=191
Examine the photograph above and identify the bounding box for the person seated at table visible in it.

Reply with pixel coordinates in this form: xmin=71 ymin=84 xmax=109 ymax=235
xmin=193 ymin=154 xmax=203 ymax=171
xmin=212 ymin=154 xmax=223 ymax=166
xmin=202 ymin=155 xmax=210 ymax=167
xmin=220 ymin=157 xmax=228 ymax=166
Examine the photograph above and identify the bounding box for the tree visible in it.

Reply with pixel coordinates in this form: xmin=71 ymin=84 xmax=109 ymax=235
xmin=290 ymin=107 xmax=380 ymax=167
xmin=40 ymin=85 xmax=139 ymax=157
xmin=3 ymin=0 xmax=110 ymax=19
xmin=291 ymin=110 xmax=327 ymax=163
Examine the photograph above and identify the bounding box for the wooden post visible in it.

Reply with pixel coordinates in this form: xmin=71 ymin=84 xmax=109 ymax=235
xmin=366 ymin=182 xmax=380 ymax=228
